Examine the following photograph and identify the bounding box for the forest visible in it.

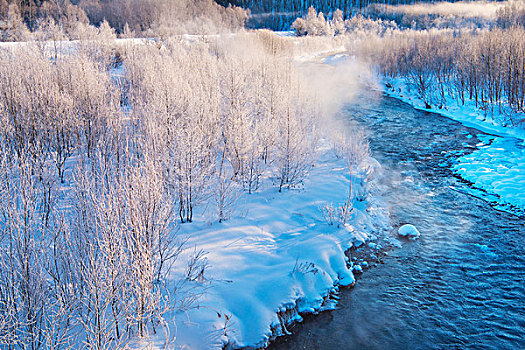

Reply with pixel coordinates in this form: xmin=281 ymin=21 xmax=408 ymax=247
xmin=0 ymin=1 xmax=362 ymax=346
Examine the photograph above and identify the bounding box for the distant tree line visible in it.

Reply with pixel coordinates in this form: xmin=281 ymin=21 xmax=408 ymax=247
xmin=2 ymin=1 xmax=514 ymax=33
xmin=0 ymin=0 xmax=248 ymax=40
xmin=216 ymin=0 xmax=476 ymax=29
xmin=292 ymin=7 xmax=398 ymax=36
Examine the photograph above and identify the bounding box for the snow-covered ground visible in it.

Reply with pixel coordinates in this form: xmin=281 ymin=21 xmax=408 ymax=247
xmin=166 ymin=147 xmax=390 ymax=349
xmin=381 ymin=77 xmax=525 ymax=215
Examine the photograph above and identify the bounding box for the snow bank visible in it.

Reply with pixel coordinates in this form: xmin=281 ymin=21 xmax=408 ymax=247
xmin=397 ymin=224 xmax=421 ymax=240
xmin=167 ymin=151 xmax=390 ymax=349
xmin=454 ymin=136 xmax=525 ymax=214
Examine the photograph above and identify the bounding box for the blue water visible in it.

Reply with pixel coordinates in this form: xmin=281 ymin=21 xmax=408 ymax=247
xmin=270 ymin=91 xmax=525 ymax=349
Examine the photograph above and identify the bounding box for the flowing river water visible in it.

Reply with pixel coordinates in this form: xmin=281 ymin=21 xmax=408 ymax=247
xmin=270 ymin=90 xmax=525 ymax=349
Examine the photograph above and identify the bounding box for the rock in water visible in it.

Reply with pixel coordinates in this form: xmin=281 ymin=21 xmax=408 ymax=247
xmin=398 ymin=224 xmax=421 ymax=240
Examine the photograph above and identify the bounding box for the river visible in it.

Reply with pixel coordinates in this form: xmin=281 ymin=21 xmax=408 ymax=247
xmin=270 ymin=90 xmax=525 ymax=349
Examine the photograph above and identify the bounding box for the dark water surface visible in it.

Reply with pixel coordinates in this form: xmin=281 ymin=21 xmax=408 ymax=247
xmin=270 ymin=91 xmax=525 ymax=350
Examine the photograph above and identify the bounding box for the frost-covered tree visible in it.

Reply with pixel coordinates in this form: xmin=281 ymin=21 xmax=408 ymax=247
xmin=0 ymin=26 xmax=348 ymax=349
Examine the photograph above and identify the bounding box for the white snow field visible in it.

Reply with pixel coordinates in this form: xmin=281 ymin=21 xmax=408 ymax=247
xmin=167 ymin=148 xmax=390 ymax=349
xmin=382 ymin=77 xmax=525 ymax=214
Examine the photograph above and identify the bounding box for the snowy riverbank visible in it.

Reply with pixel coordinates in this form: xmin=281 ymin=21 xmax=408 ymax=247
xmin=166 ymin=145 xmax=390 ymax=349
xmin=381 ymin=77 xmax=525 ymax=215
xmin=152 ymin=47 xmax=393 ymax=349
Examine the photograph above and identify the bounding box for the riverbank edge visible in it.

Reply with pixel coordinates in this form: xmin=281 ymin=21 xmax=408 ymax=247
xmin=378 ymin=76 xmax=525 ymax=142
xmin=219 ymin=152 xmax=392 ymax=349
xmin=378 ymin=76 xmax=525 ymax=215
xmin=226 ymin=273 xmax=354 ymax=350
